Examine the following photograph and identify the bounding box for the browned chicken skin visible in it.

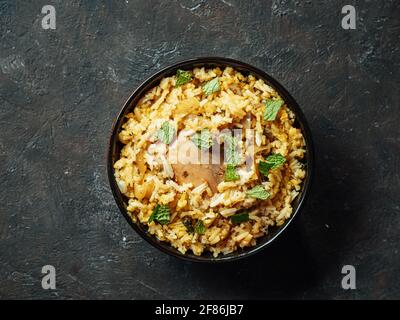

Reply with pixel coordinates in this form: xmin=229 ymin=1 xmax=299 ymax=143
xmin=171 ymin=139 xmax=224 ymax=194
xmin=172 ymin=162 xmax=223 ymax=194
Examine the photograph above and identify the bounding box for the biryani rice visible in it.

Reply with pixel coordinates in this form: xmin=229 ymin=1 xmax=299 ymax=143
xmin=114 ymin=66 xmax=306 ymax=257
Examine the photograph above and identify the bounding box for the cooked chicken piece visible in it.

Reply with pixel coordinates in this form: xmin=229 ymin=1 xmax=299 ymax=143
xmin=172 ymin=162 xmax=223 ymax=194
xmin=171 ymin=139 xmax=223 ymax=194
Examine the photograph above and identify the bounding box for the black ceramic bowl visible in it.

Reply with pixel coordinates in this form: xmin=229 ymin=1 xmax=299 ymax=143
xmin=107 ymin=57 xmax=314 ymax=263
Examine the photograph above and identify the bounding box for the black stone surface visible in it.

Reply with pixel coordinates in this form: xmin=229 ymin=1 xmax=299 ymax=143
xmin=0 ymin=0 xmax=399 ymax=299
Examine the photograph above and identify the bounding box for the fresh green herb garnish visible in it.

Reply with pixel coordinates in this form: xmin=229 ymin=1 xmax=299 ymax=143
xmin=264 ymin=99 xmax=284 ymax=121
xmin=191 ymin=129 xmax=213 ymax=150
xmin=202 ymin=77 xmax=220 ymax=96
xmin=224 ymin=134 xmax=241 ymax=166
xmin=231 ymin=212 xmax=249 ymax=225
xmin=157 ymin=121 xmax=175 ymax=144
xmin=175 ymin=69 xmax=192 ymax=87
xmin=194 ymin=220 xmax=206 ymax=234
xmin=224 ymin=164 xmax=240 ymax=181
xmin=259 ymin=154 xmax=286 ymax=176
xmin=148 ymin=204 xmax=171 ymax=225
xmin=246 ymin=185 xmax=270 ymax=200
xmin=258 ymin=161 xmax=271 ymax=177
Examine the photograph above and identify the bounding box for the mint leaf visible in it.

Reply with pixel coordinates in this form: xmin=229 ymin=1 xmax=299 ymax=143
xmin=191 ymin=129 xmax=213 ymax=150
xmin=264 ymin=99 xmax=284 ymax=121
xmin=246 ymin=185 xmax=270 ymax=200
xmin=148 ymin=210 xmax=156 ymax=223
xmin=149 ymin=204 xmax=171 ymax=225
xmin=157 ymin=121 xmax=175 ymax=144
xmin=258 ymin=161 xmax=271 ymax=176
xmin=224 ymin=164 xmax=240 ymax=181
xmin=155 ymin=205 xmax=170 ymax=224
xmin=202 ymin=77 xmax=220 ymax=96
xmin=231 ymin=212 xmax=249 ymax=225
xmin=224 ymin=135 xmax=241 ymax=165
xmin=175 ymin=69 xmax=192 ymax=87
xmin=266 ymin=154 xmax=286 ymax=169
xmin=259 ymin=153 xmax=286 ymax=176
xmin=194 ymin=220 xmax=206 ymax=234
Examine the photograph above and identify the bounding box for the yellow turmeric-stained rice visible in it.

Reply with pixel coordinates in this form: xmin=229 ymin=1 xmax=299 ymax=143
xmin=114 ymin=66 xmax=306 ymax=257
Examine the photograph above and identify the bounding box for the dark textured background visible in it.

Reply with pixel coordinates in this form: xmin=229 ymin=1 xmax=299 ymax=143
xmin=0 ymin=0 xmax=399 ymax=299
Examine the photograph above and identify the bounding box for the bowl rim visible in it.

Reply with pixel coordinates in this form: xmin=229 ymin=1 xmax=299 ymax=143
xmin=107 ymin=56 xmax=314 ymax=263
